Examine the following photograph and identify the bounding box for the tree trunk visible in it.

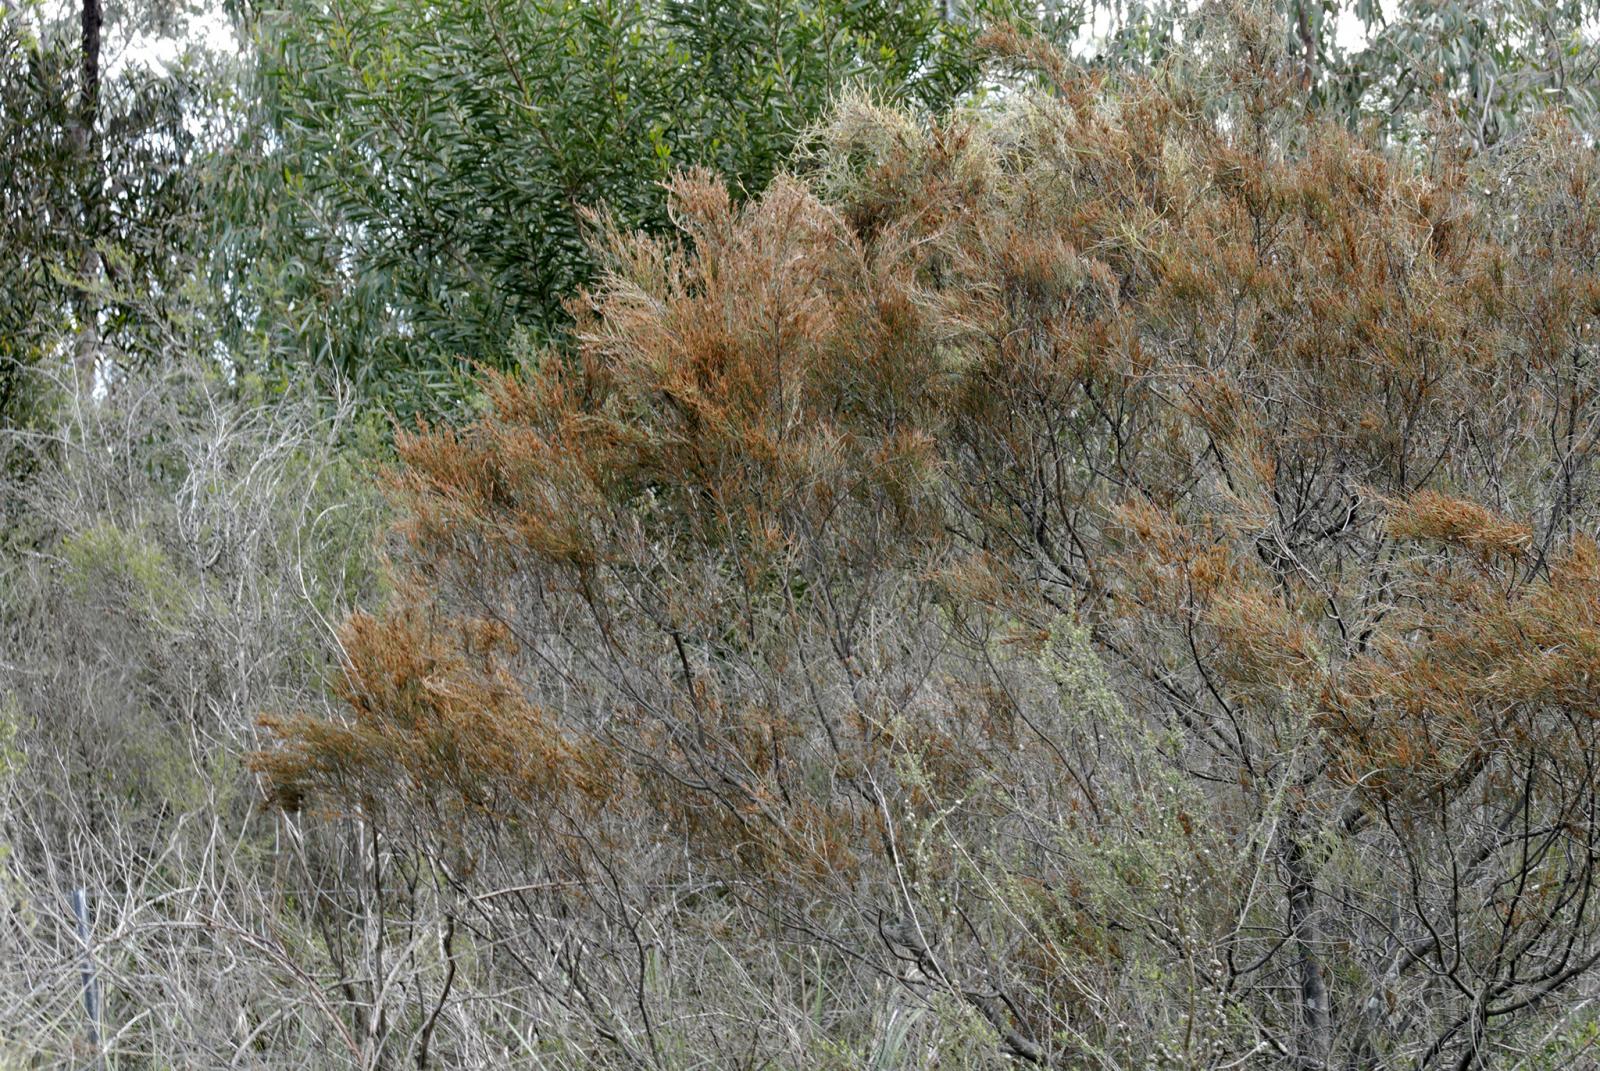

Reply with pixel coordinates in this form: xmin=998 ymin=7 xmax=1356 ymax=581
xmin=73 ymin=0 xmax=103 ymax=389
xmin=1294 ymin=0 xmax=1317 ymax=91
xmin=1287 ymin=832 xmax=1332 ymax=1070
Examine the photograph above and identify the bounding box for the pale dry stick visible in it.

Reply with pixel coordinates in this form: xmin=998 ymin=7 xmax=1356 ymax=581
xmin=869 ymin=773 xmax=1053 ymax=1066
xmin=188 ymin=915 xmax=365 ymax=1064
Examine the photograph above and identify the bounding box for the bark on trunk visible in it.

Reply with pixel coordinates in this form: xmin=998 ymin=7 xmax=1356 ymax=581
xmin=1287 ymin=833 xmax=1332 ymax=1070
xmin=1294 ymin=0 xmax=1317 ymax=91
xmin=80 ymin=0 xmax=100 ymax=109
xmin=74 ymin=0 xmax=103 ymax=388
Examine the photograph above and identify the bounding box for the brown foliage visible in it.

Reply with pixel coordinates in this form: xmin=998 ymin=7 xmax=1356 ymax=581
xmin=257 ymin=606 xmax=613 ymax=822
xmin=261 ymin=29 xmax=1600 ymax=1070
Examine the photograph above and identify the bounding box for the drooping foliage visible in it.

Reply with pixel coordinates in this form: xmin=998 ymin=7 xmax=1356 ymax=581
xmin=261 ymin=16 xmax=1600 ymax=1069
xmin=250 ymin=0 xmax=1007 ymax=415
xmin=1339 ymin=0 xmax=1600 ymax=143
xmin=150 ymin=0 xmax=1600 ymax=423
xmin=0 ymin=11 xmax=230 ymax=446
xmin=1069 ymin=0 xmax=1600 ymax=149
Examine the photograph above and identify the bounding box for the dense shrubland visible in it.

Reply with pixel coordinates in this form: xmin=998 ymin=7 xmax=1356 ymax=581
xmin=257 ymin=15 xmax=1600 ymax=1069
xmin=6 ymin=1 xmax=1600 ymax=1068
xmin=0 ymin=361 xmax=385 ymax=1064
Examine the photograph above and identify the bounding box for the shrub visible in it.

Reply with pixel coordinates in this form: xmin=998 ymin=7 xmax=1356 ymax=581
xmin=251 ymin=0 xmax=1006 ymax=416
xmin=263 ymin=18 xmax=1600 ymax=1070
xmin=0 ymin=359 xmax=386 ymax=1066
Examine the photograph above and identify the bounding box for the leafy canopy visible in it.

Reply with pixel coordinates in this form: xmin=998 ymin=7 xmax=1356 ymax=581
xmin=254 ymin=0 xmax=1006 ymax=414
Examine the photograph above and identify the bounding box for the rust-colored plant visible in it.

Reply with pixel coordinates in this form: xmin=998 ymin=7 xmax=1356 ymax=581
xmin=261 ymin=21 xmax=1600 ymax=1069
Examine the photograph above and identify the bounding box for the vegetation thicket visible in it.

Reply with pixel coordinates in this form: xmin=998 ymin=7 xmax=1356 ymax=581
xmin=261 ymin=15 xmax=1600 ymax=1068
xmin=249 ymin=0 xmax=1005 ymax=414
xmin=4 ymin=0 xmax=1600 ymax=1067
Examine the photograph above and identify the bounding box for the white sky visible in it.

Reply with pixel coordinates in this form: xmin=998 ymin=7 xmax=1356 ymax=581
xmin=92 ymin=1 xmax=1371 ymax=78
xmin=110 ymin=8 xmax=239 ymax=77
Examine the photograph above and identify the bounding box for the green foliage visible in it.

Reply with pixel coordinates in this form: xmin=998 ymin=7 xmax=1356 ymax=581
xmin=249 ymin=0 xmax=1002 ymax=415
xmin=1050 ymin=0 xmax=1600 ymax=145
xmin=1329 ymin=0 xmax=1600 ymax=143
xmin=8 ymin=1 xmax=1600 ymax=1066
xmin=1527 ymin=1016 xmax=1600 ymax=1070
xmin=60 ymin=521 xmax=191 ymax=626
xmin=0 ymin=12 xmax=235 ymax=397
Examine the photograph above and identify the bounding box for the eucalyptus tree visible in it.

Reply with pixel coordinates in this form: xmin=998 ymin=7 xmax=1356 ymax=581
xmin=247 ymin=0 xmax=1004 ymax=417
xmin=0 ymin=1 xmax=244 ymax=507
xmin=1055 ymin=0 xmax=1599 ymax=146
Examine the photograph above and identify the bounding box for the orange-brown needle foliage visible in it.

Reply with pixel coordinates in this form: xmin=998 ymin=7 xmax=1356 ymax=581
xmin=260 ymin=22 xmax=1600 ymax=1069
xmin=257 ymin=605 xmax=614 ymax=823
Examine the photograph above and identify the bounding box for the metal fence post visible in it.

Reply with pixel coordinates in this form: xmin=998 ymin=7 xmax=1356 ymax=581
xmin=72 ymin=887 xmax=102 ymax=1070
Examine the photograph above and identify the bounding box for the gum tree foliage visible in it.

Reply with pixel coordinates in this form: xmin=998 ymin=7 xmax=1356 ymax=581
xmin=249 ymin=0 xmax=1005 ymax=415
xmin=8 ymin=0 xmax=1594 ymax=432
xmin=1333 ymin=0 xmax=1600 ymax=143
xmin=1057 ymin=0 xmax=1600 ymax=146
xmin=236 ymin=0 xmax=1600 ymax=424
xmin=0 ymin=3 xmax=232 ymax=436
xmin=261 ymin=14 xmax=1600 ymax=1070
